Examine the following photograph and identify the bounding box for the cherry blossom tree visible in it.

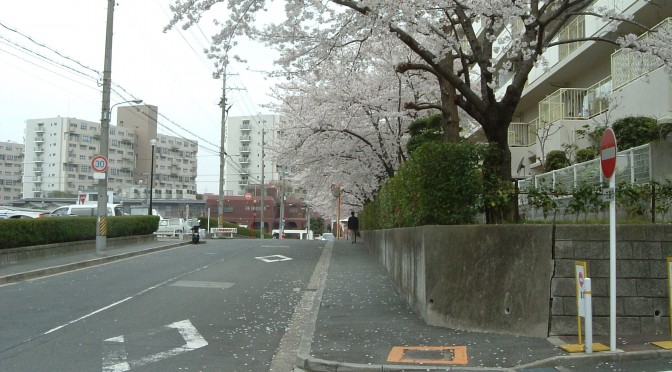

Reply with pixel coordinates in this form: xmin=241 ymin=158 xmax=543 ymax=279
xmin=263 ymin=41 xmax=437 ymax=216
xmin=166 ymin=0 xmax=672 ymax=222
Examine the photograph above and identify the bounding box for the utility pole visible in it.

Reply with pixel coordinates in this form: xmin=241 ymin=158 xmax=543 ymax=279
xmin=96 ymin=0 xmax=115 ymax=254
xmin=218 ymin=68 xmax=228 ymax=228
xmin=260 ymin=127 xmax=265 ymax=239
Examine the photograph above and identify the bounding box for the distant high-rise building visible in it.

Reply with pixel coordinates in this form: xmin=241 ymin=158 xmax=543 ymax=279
xmin=0 ymin=141 xmax=24 ymax=203
xmin=224 ymin=115 xmax=285 ymax=195
xmin=22 ymin=104 xmax=198 ymax=200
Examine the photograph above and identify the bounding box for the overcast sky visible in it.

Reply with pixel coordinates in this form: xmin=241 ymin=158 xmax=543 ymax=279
xmin=0 ymin=0 xmax=280 ymax=194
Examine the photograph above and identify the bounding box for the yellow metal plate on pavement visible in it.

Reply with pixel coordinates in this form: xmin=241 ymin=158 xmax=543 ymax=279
xmin=387 ymin=346 xmax=468 ymax=365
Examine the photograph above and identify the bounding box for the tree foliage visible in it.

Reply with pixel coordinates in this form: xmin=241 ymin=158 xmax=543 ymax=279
xmin=612 ymin=116 xmax=661 ymax=151
xmin=360 ymin=142 xmax=486 ymax=229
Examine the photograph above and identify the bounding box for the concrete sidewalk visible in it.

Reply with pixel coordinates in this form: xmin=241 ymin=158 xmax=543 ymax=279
xmin=296 ymin=239 xmax=672 ymax=372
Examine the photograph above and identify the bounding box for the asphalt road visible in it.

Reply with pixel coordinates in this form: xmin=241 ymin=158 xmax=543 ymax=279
xmin=0 ymin=239 xmax=325 ymax=371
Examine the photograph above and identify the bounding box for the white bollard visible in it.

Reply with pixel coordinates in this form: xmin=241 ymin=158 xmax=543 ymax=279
xmin=585 ymin=278 xmax=593 ymax=354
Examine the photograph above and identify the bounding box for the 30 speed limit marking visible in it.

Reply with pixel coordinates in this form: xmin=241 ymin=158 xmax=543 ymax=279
xmin=91 ymin=155 xmax=109 ymax=172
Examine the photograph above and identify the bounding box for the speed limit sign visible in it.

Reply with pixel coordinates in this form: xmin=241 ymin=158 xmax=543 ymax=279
xmin=91 ymin=155 xmax=109 ymax=172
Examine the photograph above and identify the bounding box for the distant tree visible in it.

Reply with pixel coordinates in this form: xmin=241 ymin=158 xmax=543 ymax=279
xmin=310 ymin=217 xmax=326 ymax=235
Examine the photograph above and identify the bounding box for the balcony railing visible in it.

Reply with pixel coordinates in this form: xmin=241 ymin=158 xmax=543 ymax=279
xmin=508 ymin=119 xmax=538 ymax=147
xmin=612 ymin=17 xmax=671 ymax=89
xmin=509 ymin=77 xmax=611 ymax=147
xmin=539 ymin=76 xmax=612 ymax=125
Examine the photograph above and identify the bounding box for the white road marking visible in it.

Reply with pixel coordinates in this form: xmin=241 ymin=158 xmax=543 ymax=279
xmin=255 ymin=255 xmax=293 ymax=262
xmin=45 ymin=297 xmax=132 ymax=335
xmin=102 ymin=319 xmax=207 ymax=372
xmin=170 ymin=280 xmax=234 ymax=289
xmin=102 ymin=335 xmax=129 ymax=372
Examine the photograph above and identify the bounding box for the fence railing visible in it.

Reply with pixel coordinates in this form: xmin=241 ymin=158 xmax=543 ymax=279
xmin=519 ymin=142 xmax=652 ymax=192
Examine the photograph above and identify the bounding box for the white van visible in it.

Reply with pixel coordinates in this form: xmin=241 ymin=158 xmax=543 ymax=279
xmin=49 ymin=204 xmax=124 ymax=217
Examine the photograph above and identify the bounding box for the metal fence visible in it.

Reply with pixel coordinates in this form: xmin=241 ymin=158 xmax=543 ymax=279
xmin=519 ymin=143 xmax=651 ymax=192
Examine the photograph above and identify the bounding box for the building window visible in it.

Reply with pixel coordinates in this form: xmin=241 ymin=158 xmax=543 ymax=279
xmin=80 ymin=123 xmax=88 ymax=130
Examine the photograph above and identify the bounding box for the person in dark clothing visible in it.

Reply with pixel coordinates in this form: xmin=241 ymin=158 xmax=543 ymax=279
xmin=347 ymin=211 xmax=359 ymax=243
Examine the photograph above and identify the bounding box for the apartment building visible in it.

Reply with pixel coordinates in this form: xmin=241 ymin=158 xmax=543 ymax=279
xmin=502 ymin=1 xmax=672 ymax=177
xmin=22 ymin=104 xmax=198 ymax=200
xmin=224 ymin=115 xmax=285 ymax=195
xmin=0 ymin=141 xmax=24 ymax=202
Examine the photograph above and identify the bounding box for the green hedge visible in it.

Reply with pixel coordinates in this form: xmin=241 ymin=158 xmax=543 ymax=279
xmin=0 ymin=216 xmax=160 ymax=249
xmin=361 ymin=142 xmax=486 ymax=229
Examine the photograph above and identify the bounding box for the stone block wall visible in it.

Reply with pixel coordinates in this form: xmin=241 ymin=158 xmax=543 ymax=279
xmin=550 ymin=225 xmax=672 ymax=336
xmin=363 ymin=224 xmax=672 ymax=338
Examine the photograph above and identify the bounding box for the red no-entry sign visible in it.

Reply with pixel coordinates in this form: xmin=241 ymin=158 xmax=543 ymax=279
xmin=600 ymin=128 xmax=617 ymax=179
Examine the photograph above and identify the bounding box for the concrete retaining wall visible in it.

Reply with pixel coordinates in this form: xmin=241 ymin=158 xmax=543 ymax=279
xmin=363 ymin=224 xmax=672 ymax=338
xmin=0 ymin=235 xmax=157 ymax=266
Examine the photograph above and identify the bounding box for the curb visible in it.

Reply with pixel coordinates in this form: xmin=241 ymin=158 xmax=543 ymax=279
xmin=296 ymin=347 xmax=672 ymax=372
xmin=514 ymin=348 xmax=672 ymax=370
xmin=0 ymin=241 xmax=187 ymax=285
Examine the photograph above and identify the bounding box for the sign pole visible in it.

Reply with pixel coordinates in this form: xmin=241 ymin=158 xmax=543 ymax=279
xmin=600 ymin=127 xmax=618 ymax=352
xmin=609 ymin=174 xmax=616 ymax=351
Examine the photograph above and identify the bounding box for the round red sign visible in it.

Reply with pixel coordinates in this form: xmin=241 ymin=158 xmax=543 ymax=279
xmin=600 ymin=128 xmax=617 ymax=179
xmin=91 ymin=155 xmax=109 ymax=172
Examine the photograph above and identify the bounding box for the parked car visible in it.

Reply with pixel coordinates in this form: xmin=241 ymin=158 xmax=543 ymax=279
xmin=48 ymin=204 xmax=124 ymax=217
xmin=320 ymin=233 xmax=335 ymax=241
xmin=0 ymin=209 xmax=47 ymax=219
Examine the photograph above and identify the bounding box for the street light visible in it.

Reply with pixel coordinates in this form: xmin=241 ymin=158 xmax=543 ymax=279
xmin=148 ymin=139 xmax=157 ymax=216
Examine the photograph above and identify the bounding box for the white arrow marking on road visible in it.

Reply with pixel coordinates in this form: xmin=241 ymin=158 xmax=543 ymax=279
xmin=102 ymin=319 xmax=207 ymax=372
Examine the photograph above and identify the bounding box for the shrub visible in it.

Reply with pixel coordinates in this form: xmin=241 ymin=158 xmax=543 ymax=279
xmin=545 ymin=150 xmax=570 ymax=172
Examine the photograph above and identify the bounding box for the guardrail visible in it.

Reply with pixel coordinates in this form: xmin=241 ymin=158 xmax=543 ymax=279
xmin=209 ymin=228 xmax=237 ymax=238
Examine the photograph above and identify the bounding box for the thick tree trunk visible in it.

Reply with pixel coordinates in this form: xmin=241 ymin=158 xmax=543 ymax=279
xmin=438 ymin=56 xmax=461 ymax=142
xmin=482 ymin=115 xmax=513 ymax=224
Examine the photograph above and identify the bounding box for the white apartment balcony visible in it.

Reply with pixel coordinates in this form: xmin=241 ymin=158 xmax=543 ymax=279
xmin=240 ymin=146 xmax=251 ymax=153
xmin=239 ymin=157 xmax=250 ymax=164
xmin=240 ymin=135 xmax=251 ymax=142
xmin=34 ymin=136 xmax=45 ymax=143
xmin=241 ymin=124 xmax=252 ymax=130
xmin=34 ymin=146 xmax=44 ymax=153
xmin=509 ymin=77 xmax=611 ymax=148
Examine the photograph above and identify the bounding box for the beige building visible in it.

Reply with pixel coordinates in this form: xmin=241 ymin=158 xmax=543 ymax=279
xmin=0 ymin=141 xmax=24 ymax=203
xmin=22 ymin=104 xmax=198 ymax=200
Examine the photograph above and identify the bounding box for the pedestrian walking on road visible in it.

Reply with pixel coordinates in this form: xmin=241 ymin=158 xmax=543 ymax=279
xmin=347 ymin=211 xmax=359 ymax=243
